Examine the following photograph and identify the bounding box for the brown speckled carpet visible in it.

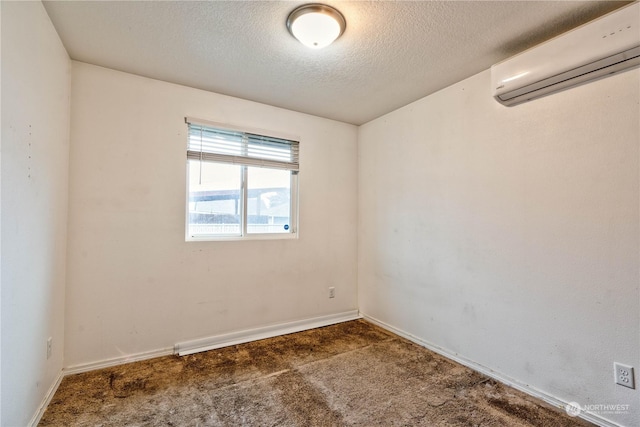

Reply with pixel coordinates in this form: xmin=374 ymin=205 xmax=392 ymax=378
xmin=40 ymin=320 xmax=592 ymax=426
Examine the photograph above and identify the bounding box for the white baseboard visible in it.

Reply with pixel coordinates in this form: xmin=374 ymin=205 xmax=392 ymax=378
xmin=28 ymin=370 xmax=63 ymax=427
xmin=175 ymin=310 xmax=362 ymax=356
xmin=64 ymin=310 xmax=361 ymax=374
xmin=63 ymin=347 xmax=175 ymax=376
xmin=361 ymin=313 xmax=623 ymax=427
xmin=63 ymin=310 xmax=361 ymax=376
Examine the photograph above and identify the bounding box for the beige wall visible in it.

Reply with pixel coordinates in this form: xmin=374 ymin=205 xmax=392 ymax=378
xmin=65 ymin=62 xmax=359 ymax=368
xmin=1 ymin=2 xmax=71 ymax=425
xmin=4 ymin=3 xmax=639 ymax=425
xmin=358 ymin=68 xmax=639 ymax=426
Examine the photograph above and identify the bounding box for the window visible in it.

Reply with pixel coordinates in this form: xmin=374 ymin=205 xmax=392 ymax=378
xmin=186 ymin=119 xmax=299 ymax=240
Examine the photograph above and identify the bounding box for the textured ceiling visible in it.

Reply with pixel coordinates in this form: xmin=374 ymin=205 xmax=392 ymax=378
xmin=43 ymin=1 xmax=629 ymax=125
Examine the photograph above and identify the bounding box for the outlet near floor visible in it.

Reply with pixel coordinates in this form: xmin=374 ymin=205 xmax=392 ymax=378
xmin=614 ymin=363 xmax=635 ymax=389
xmin=329 ymin=287 xmax=335 ymax=298
xmin=47 ymin=337 xmax=52 ymax=359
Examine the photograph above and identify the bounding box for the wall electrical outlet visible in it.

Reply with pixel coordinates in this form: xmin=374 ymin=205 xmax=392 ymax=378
xmin=329 ymin=287 xmax=335 ymax=298
xmin=614 ymin=363 xmax=635 ymax=389
xmin=47 ymin=337 xmax=52 ymax=359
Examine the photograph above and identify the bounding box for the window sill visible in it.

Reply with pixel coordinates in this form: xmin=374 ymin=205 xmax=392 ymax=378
xmin=185 ymin=232 xmax=298 ymax=242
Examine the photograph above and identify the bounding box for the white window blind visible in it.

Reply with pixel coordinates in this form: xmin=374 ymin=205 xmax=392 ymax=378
xmin=186 ymin=120 xmax=299 ymax=171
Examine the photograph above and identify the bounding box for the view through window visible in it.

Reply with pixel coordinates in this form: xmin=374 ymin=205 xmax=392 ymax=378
xmin=186 ymin=120 xmax=299 ymax=239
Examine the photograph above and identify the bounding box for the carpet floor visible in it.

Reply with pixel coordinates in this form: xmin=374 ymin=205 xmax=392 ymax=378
xmin=40 ymin=320 xmax=592 ymax=426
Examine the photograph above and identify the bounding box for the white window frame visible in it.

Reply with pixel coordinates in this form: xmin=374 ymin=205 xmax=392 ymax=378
xmin=185 ymin=118 xmax=299 ymax=241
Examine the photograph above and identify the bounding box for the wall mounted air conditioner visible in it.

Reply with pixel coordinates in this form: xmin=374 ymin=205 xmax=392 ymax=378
xmin=492 ymin=2 xmax=639 ymax=106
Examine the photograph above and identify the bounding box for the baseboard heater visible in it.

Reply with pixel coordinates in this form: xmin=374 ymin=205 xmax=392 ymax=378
xmin=174 ymin=310 xmax=361 ymax=356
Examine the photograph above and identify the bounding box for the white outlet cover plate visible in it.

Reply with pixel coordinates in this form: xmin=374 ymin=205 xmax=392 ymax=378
xmin=614 ymin=363 xmax=635 ymax=389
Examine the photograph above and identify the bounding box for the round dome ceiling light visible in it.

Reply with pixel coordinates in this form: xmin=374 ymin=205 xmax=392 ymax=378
xmin=286 ymin=4 xmax=346 ymax=49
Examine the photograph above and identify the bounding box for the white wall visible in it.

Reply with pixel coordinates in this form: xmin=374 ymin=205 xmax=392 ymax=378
xmin=358 ymin=69 xmax=639 ymax=426
xmin=1 ymin=2 xmax=70 ymax=425
xmin=65 ymin=62 xmax=358 ymax=368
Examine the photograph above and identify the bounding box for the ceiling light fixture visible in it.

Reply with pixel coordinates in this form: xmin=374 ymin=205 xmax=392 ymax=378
xmin=286 ymin=4 xmax=346 ymax=49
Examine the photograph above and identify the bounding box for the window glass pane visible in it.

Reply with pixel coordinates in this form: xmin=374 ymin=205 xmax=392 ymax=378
xmin=188 ymin=160 xmax=241 ymax=236
xmin=247 ymin=167 xmax=291 ymax=234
